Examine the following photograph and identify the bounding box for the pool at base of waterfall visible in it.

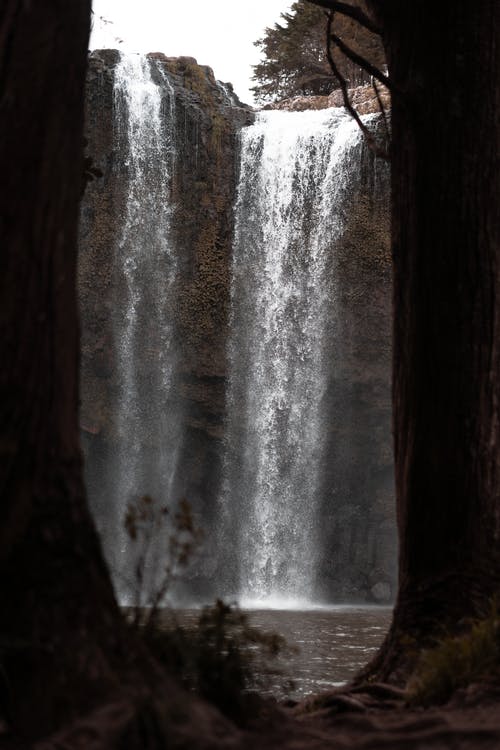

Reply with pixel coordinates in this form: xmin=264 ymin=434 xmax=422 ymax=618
xmin=173 ymin=606 xmax=393 ymax=701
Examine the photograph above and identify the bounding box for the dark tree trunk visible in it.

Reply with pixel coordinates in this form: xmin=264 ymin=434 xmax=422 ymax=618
xmin=0 ymin=6 xmax=239 ymax=747
xmin=0 ymin=0 xmax=137 ymax=738
xmin=364 ymin=0 xmax=500 ymax=679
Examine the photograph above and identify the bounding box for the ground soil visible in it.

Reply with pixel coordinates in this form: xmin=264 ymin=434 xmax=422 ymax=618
xmin=277 ymin=682 xmax=500 ymax=749
xmin=4 ymin=682 xmax=499 ymax=749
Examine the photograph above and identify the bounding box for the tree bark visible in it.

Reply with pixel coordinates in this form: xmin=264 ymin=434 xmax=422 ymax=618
xmin=0 ymin=7 xmax=242 ymax=747
xmin=364 ymin=0 xmax=500 ymax=680
xmin=0 ymin=0 xmax=137 ymax=737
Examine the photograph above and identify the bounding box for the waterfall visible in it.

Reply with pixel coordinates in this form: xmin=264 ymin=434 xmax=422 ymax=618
xmin=81 ymin=50 xmax=394 ymax=605
xmin=104 ymin=53 xmax=180 ymax=600
xmin=226 ymin=108 xmax=363 ymax=607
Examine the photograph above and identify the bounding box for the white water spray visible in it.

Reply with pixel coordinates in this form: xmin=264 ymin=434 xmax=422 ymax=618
xmin=226 ymin=108 xmax=363 ymax=604
xmin=107 ymin=53 xmax=180 ymax=597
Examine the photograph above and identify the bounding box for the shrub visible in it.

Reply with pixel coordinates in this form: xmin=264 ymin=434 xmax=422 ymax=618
xmin=407 ymin=604 xmax=500 ymax=706
xmin=121 ymin=495 xmax=290 ymax=722
xmin=123 ymin=494 xmax=203 ymax=629
xmin=141 ymin=600 xmax=290 ymax=723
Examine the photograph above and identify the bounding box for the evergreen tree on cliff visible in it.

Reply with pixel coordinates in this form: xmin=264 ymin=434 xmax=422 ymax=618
xmin=310 ymin=0 xmax=500 ymax=678
xmin=252 ymin=0 xmax=384 ymax=103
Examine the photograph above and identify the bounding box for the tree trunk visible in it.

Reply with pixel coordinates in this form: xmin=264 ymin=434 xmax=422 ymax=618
xmin=365 ymin=0 xmax=500 ymax=680
xmin=0 ymin=7 xmax=241 ymax=747
xmin=0 ymin=1 xmax=136 ymax=737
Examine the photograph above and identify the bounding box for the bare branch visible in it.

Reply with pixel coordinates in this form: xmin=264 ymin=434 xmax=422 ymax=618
xmin=307 ymin=0 xmax=381 ymax=35
xmin=371 ymin=76 xmax=390 ymax=144
xmin=329 ymin=29 xmax=395 ymax=91
xmin=325 ymin=12 xmax=389 ymax=160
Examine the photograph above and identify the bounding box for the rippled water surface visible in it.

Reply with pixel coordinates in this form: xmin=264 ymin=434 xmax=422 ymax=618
xmin=177 ymin=606 xmax=392 ymax=700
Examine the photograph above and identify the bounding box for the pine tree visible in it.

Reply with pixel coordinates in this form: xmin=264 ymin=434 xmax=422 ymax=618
xmin=252 ymin=0 xmax=385 ymax=104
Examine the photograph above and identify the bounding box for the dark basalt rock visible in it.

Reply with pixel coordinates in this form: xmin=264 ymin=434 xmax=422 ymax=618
xmin=78 ymin=51 xmax=396 ymax=603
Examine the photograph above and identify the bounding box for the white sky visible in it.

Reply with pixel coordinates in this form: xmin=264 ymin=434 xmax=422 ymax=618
xmin=90 ymin=0 xmax=293 ymax=104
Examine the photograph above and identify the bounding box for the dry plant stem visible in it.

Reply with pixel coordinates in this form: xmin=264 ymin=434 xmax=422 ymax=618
xmin=326 ymin=11 xmax=390 ymax=160
xmin=372 ymin=76 xmax=390 ymax=141
xmin=308 ymin=0 xmax=381 ymax=34
xmin=125 ymin=496 xmax=203 ymax=631
xmin=329 ymin=28 xmax=393 ymax=90
xmin=133 ymin=516 xmax=154 ymax=626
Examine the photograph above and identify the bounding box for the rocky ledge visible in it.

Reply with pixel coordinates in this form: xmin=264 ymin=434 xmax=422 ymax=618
xmin=264 ymin=83 xmax=391 ymax=114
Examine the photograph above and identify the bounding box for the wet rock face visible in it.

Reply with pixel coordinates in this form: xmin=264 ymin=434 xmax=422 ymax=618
xmin=313 ymin=128 xmax=395 ymax=603
xmin=79 ymin=52 xmax=395 ymax=603
xmin=80 ymin=50 xmax=251 ymax=432
xmin=160 ymin=55 xmax=252 ymax=403
xmin=79 ymin=52 xmax=253 ymax=597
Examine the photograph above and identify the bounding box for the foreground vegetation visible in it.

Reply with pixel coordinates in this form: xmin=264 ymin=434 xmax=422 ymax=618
xmin=137 ymin=600 xmax=289 ymax=724
xmin=408 ymin=604 xmax=500 ymax=706
xmin=123 ymin=495 xmax=289 ymax=723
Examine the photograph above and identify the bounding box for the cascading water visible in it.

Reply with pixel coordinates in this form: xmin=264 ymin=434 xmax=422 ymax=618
xmin=104 ymin=53 xmax=180 ymax=600
xmin=81 ymin=48 xmax=394 ymax=605
xmin=225 ymin=108 xmax=364 ymax=607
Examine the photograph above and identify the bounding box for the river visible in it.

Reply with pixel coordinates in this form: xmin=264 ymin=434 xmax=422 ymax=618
xmin=176 ymin=606 xmax=392 ymax=701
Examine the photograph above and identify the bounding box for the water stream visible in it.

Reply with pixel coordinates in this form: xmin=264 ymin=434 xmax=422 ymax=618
xmin=173 ymin=606 xmax=392 ymax=700
xmin=225 ymin=109 xmax=363 ymax=605
xmin=106 ymin=53 xmax=180 ymax=600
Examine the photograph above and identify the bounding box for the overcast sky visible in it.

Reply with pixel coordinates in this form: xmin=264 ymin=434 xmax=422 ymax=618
xmin=90 ymin=0 xmax=293 ymax=104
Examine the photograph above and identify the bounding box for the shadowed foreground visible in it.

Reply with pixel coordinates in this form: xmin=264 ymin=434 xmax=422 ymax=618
xmin=1 ymin=0 xmax=499 ymax=747
xmin=26 ymin=685 xmax=500 ymax=750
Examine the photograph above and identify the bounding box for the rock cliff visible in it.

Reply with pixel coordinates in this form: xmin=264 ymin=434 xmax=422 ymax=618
xmin=317 ymin=132 xmax=395 ymax=601
xmin=79 ymin=52 xmax=251 ymax=589
xmin=79 ymin=51 xmax=395 ymax=603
